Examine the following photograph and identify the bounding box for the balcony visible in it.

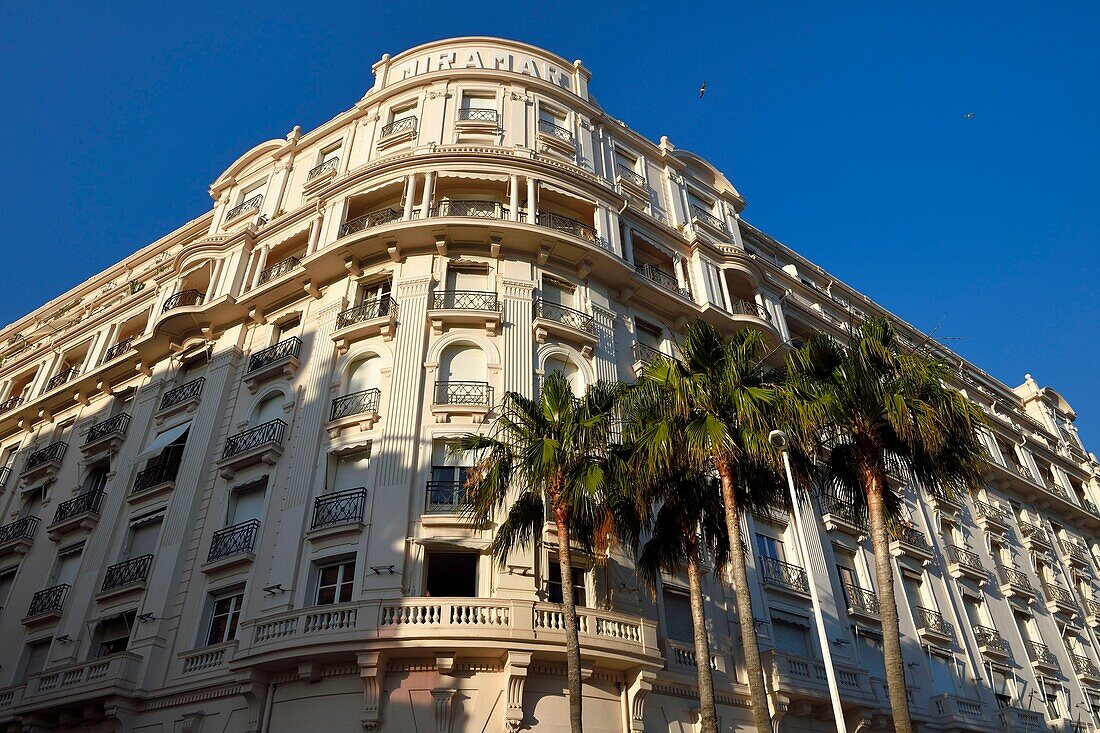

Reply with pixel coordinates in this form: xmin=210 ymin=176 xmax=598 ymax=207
xmin=428 ymin=290 xmax=502 ymax=335
xmin=309 ymin=488 xmax=368 ymax=537
xmin=1074 ymin=654 xmax=1100 ymax=682
xmin=1018 ymin=519 xmax=1050 ymax=551
xmin=1026 ymin=640 xmax=1058 ymax=671
xmin=634 ymin=263 xmax=690 ymax=299
xmin=332 ymin=296 xmax=399 ymax=351
xmin=0 ymin=466 xmax=9 ymax=488
xmin=23 ymin=652 xmax=142 ymax=712
xmin=45 ymin=367 xmax=79 ymax=392
xmin=377 ymin=116 xmax=417 ymax=149
xmin=762 ymin=650 xmax=874 ymax=710
xmin=998 ymin=566 xmax=1036 ymax=601
xmin=889 ymin=524 xmax=934 ymax=563
xmin=1042 ymin=583 xmax=1078 ymax=616
xmin=158 ymin=376 xmax=205 ymax=419
xmin=432 ymin=199 xmax=509 ymax=220
xmin=162 ymin=289 xmax=204 ymax=313
xmin=997 ymin=707 xmax=1045 ymax=732
xmin=973 ymin=625 xmax=1010 ymax=659
xmin=537 ymin=211 xmax=598 ymax=245
xmin=972 ymin=500 xmax=1010 ymax=532
xmin=945 ymin=544 xmax=987 ymax=581
xmin=820 ymin=492 xmax=867 ymax=535
xmin=914 ymin=606 xmax=954 ymax=645
xmin=21 ymin=440 xmax=67 ymax=482
xmin=665 ymin=639 xmax=720 ymax=672
xmin=82 ymin=412 xmax=130 ymax=456
xmin=536 ymin=118 xmax=575 ymax=153
xmin=100 ymin=554 xmax=153 ymax=597
xmin=0 ymin=516 xmax=38 ymax=557
xmin=224 ymin=194 xmax=263 ymax=224
xmin=759 ymin=557 xmax=810 ymax=597
xmin=689 ymin=204 xmax=727 ymax=237
xmin=25 ymin=584 xmax=69 ymax=623
xmin=328 ymin=388 xmax=381 ymax=434
xmin=244 ymin=337 xmax=302 ymax=392
xmin=432 ymin=381 xmax=492 ymax=422
xmin=100 ymin=337 xmax=135 ymax=365
xmin=931 ymin=695 xmax=989 ymax=730
xmin=305 ymin=157 xmax=339 ymax=187
xmin=257 ymin=255 xmax=302 ymax=286
xmin=217 ymin=419 xmax=286 ymax=479
xmin=1060 ymin=539 xmax=1090 ymax=568
xmin=927 ymin=488 xmax=963 ymax=515
xmin=47 ymin=490 xmax=106 ymax=541
xmin=0 ymin=395 xmax=23 ymax=414
xmin=205 ymin=519 xmax=260 ymax=570
xmin=615 ymin=164 xmax=648 ymax=201
xmin=1086 ymin=599 xmax=1100 ymax=627
xmin=845 ymin=583 xmax=880 ymax=620
xmin=533 ymin=299 xmax=598 ymax=355
xmin=131 ymin=458 xmax=181 ymax=499
xmin=339 ymin=207 xmax=402 ymax=238
xmin=727 ymin=298 xmax=772 ymax=323
xmin=425 ymin=481 xmax=466 ymax=515
xmin=631 ymin=343 xmax=665 ymax=374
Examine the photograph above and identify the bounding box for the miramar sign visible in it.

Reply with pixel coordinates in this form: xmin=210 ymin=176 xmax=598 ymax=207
xmin=381 ymin=45 xmax=577 ymax=92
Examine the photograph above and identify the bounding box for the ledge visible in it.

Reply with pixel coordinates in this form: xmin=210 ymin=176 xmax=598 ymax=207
xmin=332 ymin=313 xmax=398 ymax=353
xmin=428 ymin=308 xmax=501 ymax=336
xmin=243 ymin=354 xmax=299 ymax=394
xmin=430 ymin=403 xmax=491 ymax=424
xmin=46 ymin=512 xmax=99 ymax=543
xmin=201 ymin=551 xmax=255 ymax=575
xmin=216 ymin=443 xmax=283 ymax=480
xmin=532 ymin=317 xmax=597 ymax=357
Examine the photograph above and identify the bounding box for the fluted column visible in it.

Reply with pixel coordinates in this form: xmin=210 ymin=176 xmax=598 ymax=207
xmin=501 ymin=280 xmax=535 ymax=397
xmin=592 ymin=306 xmax=618 ymax=384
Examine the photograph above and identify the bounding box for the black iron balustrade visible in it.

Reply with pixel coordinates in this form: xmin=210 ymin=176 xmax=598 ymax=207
xmin=330 ymin=389 xmax=381 ymax=422
xmin=207 ymin=519 xmax=261 ymax=562
xmin=974 ymin=625 xmax=1010 ymax=654
xmin=634 ymin=263 xmax=691 ymax=298
xmin=457 ymin=108 xmax=499 ymax=123
xmin=632 ymin=342 xmax=664 ymax=366
xmin=225 ymin=194 xmax=263 ymax=221
xmin=537 ymin=211 xmax=598 ymax=244
xmin=534 ymin=300 xmax=596 ymax=334
xmin=1018 ymin=520 xmax=1045 ymax=540
xmin=537 ymin=118 xmax=574 ymax=144
xmin=915 ymin=606 xmax=953 ymax=638
xmin=380 ymin=116 xmax=417 ymax=137
xmin=162 ymin=290 xmax=204 ymax=313
xmin=257 ymin=256 xmax=302 ymax=285
xmin=46 ymin=368 xmax=79 ymax=391
xmin=160 ymin=377 xmax=205 ymax=411
xmin=820 ymin=491 xmax=868 ymax=527
xmin=336 ymin=297 xmax=398 ymax=329
xmin=1015 ymin=464 xmax=1033 ymax=480
xmin=339 ymin=207 xmax=401 ymax=237
xmin=26 ymin=441 xmax=67 ymax=470
xmin=690 ymin=204 xmax=726 ymax=232
xmin=759 ymin=557 xmax=809 ymax=593
xmin=1088 ymin=599 xmax=1100 ymax=618
xmin=311 ymin=488 xmax=368 ymax=530
xmin=431 ymin=290 xmax=501 ymax=311
xmin=101 ymin=337 xmax=134 ymax=364
xmin=101 ymin=554 xmax=153 ymax=592
xmin=0 ymin=516 xmax=38 ymax=545
xmin=1046 ymin=481 xmax=1070 ymax=500
xmin=891 ymin=524 xmax=930 ymax=550
xmin=1086 ymin=499 xmax=1100 ymax=515
xmin=845 ymin=584 xmax=880 ymax=615
xmin=973 ymin=500 xmax=1010 ymax=524
xmin=729 ymin=298 xmax=771 ymax=321
xmin=616 ymin=164 xmax=646 ymax=189
xmin=434 ymin=381 xmax=492 ymax=406
xmin=0 ymin=396 xmax=23 ymax=414
xmin=1043 ymin=583 xmax=1075 ymax=606
xmin=946 ymin=544 xmax=985 ymax=571
xmin=426 ymin=481 xmax=466 ymax=514
xmin=306 ymin=157 xmax=339 ymax=181
xmin=86 ymin=413 xmax=130 ymax=444
xmin=26 ymin=584 xmax=69 ymax=618
xmin=247 ymin=337 xmax=302 ymax=374
xmin=1027 ymin=640 xmax=1057 ymax=666
xmin=998 ymin=566 xmax=1033 ymax=590
xmin=432 ymin=200 xmax=509 ymax=219
xmin=1061 ymin=540 xmax=1089 ymax=561
xmin=132 ymin=459 xmax=181 ymax=495
xmin=1074 ymin=654 xmax=1099 ymax=678
xmin=52 ymin=490 xmax=106 ymax=525
xmin=222 ymin=419 xmax=287 ymax=460
xmin=0 ymin=467 xmax=10 ymax=488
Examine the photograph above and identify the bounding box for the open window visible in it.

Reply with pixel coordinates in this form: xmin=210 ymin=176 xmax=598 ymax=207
xmin=204 ymin=587 xmax=244 ymax=646
xmin=424 ymin=550 xmax=477 ymax=598
xmin=92 ymin=610 xmax=135 ymax=657
xmin=547 ymin=556 xmax=587 ymax=607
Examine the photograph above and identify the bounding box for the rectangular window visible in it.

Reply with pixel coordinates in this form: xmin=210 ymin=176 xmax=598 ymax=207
xmin=662 ymin=589 xmax=694 ymax=644
xmin=929 ymin=652 xmax=957 ymax=695
xmin=460 ymin=93 xmax=496 ymax=111
xmin=206 ymin=592 xmax=244 ymax=645
xmin=316 ymin=560 xmax=355 ymax=605
xmin=772 ymin=617 xmax=809 ymax=657
xmin=228 ymin=477 xmax=268 ymax=525
xmin=239 ymin=179 xmax=266 ymax=205
xmin=540 ymin=277 xmax=576 ymax=307
xmin=547 ymin=560 xmax=586 ymax=607
xmin=50 ymin=545 xmax=83 ymax=588
xmin=358 ymin=278 xmax=393 ymax=309
xmin=94 ymin=610 xmax=135 ymax=657
xmin=19 ymin=639 xmax=51 ymax=682
xmin=755 ymin=534 xmax=783 ymax=561
xmin=320 ymin=144 xmax=340 ymax=166
xmin=425 ymin=551 xmax=477 ymax=598
xmin=538 ymin=105 xmax=567 ymax=128
xmin=0 ymin=566 xmax=16 ymax=611
xmin=990 ymin=668 xmax=1014 ymax=709
xmin=123 ymin=513 xmax=163 ymax=560
xmin=635 ymin=321 xmax=662 ymax=350
xmin=445 ymin=264 xmax=489 ymax=292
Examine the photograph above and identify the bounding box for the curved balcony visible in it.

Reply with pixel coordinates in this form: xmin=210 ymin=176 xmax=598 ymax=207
xmin=305 ymin=158 xmax=339 ymax=186
xmin=536 ymin=119 xmax=575 ymax=153
xmin=162 ymin=289 xmax=204 ymax=313
xmin=224 ymin=194 xmax=263 ymax=224
xmin=244 ymin=337 xmax=302 ymax=393
xmin=537 ymin=211 xmax=598 ymax=245
xmin=432 ymin=381 xmax=492 ymax=423
xmin=100 ymin=337 xmax=135 ymax=365
xmin=0 ymin=516 xmax=38 ymax=557
xmin=378 ymin=116 xmax=417 ymax=149
xmin=634 ymin=263 xmax=690 ymax=300
xmin=338 ymin=207 xmax=402 ymax=238
xmin=48 ymin=490 xmax=106 ymax=541
xmin=328 ymin=388 xmax=381 ymax=435
xmin=533 ymin=299 xmax=597 ymax=355
xmin=432 ymin=200 xmax=509 ymax=220
xmin=217 ymin=419 xmax=286 ymax=479
xmin=428 ymin=290 xmax=502 ymax=335
xmin=332 ymin=297 xmax=399 ymax=351
xmin=16 ymin=652 xmax=142 ymax=719
xmin=100 ymin=554 xmax=153 ymax=597
xmin=256 ymin=256 xmax=302 ymax=287
xmin=763 ymin=649 xmax=876 ymax=710
xmin=45 ymin=368 xmax=79 ymax=392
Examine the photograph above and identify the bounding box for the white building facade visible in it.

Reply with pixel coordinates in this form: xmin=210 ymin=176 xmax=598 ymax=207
xmin=0 ymin=36 xmax=1097 ymax=733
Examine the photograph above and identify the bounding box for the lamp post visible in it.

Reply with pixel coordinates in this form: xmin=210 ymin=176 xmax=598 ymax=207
xmin=769 ymin=429 xmax=847 ymax=733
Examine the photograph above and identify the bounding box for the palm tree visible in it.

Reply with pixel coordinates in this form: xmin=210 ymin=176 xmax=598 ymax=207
xmin=631 ymin=322 xmax=786 ymax=733
xmin=452 ymin=370 xmax=624 ymax=733
xmin=783 ymin=317 xmax=987 ymax=733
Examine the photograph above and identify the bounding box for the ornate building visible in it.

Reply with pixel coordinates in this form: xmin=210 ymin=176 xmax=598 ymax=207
xmin=0 ymin=37 xmax=1096 ymax=733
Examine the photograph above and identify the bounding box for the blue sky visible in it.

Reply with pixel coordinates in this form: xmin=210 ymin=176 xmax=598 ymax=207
xmin=1 ymin=2 xmax=1097 ymax=446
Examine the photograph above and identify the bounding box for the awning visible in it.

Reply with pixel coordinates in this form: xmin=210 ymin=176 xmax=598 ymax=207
xmin=770 ymin=609 xmax=812 ymax=628
xmin=436 ymin=171 xmax=509 ymax=182
xmin=136 ymin=422 xmax=190 ymax=460
xmin=410 ymin=537 xmax=491 ymax=551
xmin=538 ymin=181 xmax=594 ymax=207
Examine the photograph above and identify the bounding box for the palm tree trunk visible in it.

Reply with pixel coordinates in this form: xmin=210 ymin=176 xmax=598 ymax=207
xmin=864 ymin=466 xmax=913 ymax=733
xmin=715 ymin=460 xmax=772 ymax=733
xmin=554 ymin=512 xmax=585 ymax=733
xmin=685 ymin=539 xmax=719 ymax=733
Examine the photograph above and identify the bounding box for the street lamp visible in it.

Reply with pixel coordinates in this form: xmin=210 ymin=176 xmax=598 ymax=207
xmin=769 ymin=429 xmax=848 ymax=733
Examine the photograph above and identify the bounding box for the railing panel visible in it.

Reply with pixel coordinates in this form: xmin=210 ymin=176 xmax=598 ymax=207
xmin=534 ymin=299 xmax=596 ymax=334
xmin=973 ymin=625 xmax=1009 ymax=653
xmin=27 ymin=584 xmax=69 ymax=617
xmin=760 ymin=557 xmax=809 ymax=593
xmin=132 ymin=459 xmax=181 ymax=494
xmin=425 ymin=481 xmax=466 ymax=514
xmin=380 ymin=116 xmax=417 ymax=137
xmin=0 ymin=396 xmax=24 ymax=414
xmin=537 ymin=119 xmax=574 ymax=144
xmin=537 ymin=211 xmax=597 ymax=244
xmin=433 ymin=381 xmax=491 ymax=406
xmin=26 ymin=441 xmax=68 ymax=469
xmin=690 ymin=204 xmax=726 ymax=232
xmin=52 ymin=491 xmax=106 ymax=524
xmin=257 ymin=256 xmax=302 ymax=286
xmin=162 ymin=290 xmax=204 ymax=313
xmin=247 ymin=338 xmax=302 ymax=373
xmin=431 ymin=290 xmax=501 ymax=311
xmin=160 ymin=377 xmax=205 ymax=410
xmin=456 ymin=108 xmax=499 ymax=123
xmin=845 ymin=584 xmax=880 ymax=615
xmin=335 ymin=297 xmax=398 ymax=328
xmin=311 ymin=488 xmax=367 ymax=530
xmin=208 ymin=520 xmax=260 ymax=562
xmin=86 ymin=413 xmax=130 ymax=444
xmin=222 ymin=420 xmax=287 ymax=460
xmin=101 ymin=555 xmax=153 ymax=592
xmin=0 ymin=516 xmax=38 ymax=545
xmin=330 ymin=389 xmax=380 ymax=421
xmin=915 ymin=606 xmax=953 ymax=638
xmin=306 ymin=157 xmax=339 ymax=181
xmin=634 ymin=263 xmax=690 ymax=298
xmin=1027 ymin=640 xmax=1057 ymax=665
xmin=225 ymin=194 xmax=263 ymax=221
xmin=46 ymin=368 xmax=79 ymax=391
xmin=616 ymin=164 xmax=645 ymax=189
xmin=339 ymin=208 xmax=401 ymax=237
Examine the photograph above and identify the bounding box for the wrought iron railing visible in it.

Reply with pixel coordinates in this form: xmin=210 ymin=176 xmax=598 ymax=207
xmin=457 ymin=108 xmax=499 ymax=123
xmin=132 ymin=459 xmax=181 ymax=494
xmin=0 ymin=396 xmax=23 ymax=414
xmin=891 ymin=524 xmax=930 ymax=550
xmin=1074 ymin=654 xmax=1100 ymax=678
xmin=311 ymin=487 xmax=368 ymax=530
xmin=432 ymin=199 xmax=509 ymax=219
xmin=730 ymin=298 xmax=771 ymax=320
xmin=247 ymin=337 xmax=302 ymax=373
xmin=257 ymin=256 xmax=302 ymax=285
xmin=845 ymin=583 xmax=880 ymax=615
xmin=162 ymin=290 xmax=204 ymax=313
xmin=998 ymin=566 xmax=1033 ymax=590
xmin=52 ymin=490 xmax=106 ymax=525
xmin=380 ymin=116 xmax=417 ymax=137
xmin=0 ymin=466 xmax=10 ymax=487
xmin=973 ymin=625 xmax=1010 ymax=654
xmin=538 ymin=118 xmax=574 ymax=144
xmin=26 ymin=584 xmax=69 ymax=617
xmin=973 ymin=500 xmax=1010 ymax=524
xmin=632 ymin=343 xmax=665 ymax=367
xmin=222 ymin=419 xmax=287 ymax=460
xmin=207 ymin=519 xmax=261 ymax=562
xmin=690 ymin=204 xmax=726 ymax=232
xmin=1061 ymin=540 xmax=1089 ymax=561
xmin=1043 ymin=583 xmax=1075 ymax=606
xmin=946 ymin=544 xmax=985 ymax=572
xmin=0 ymin=516 xmax=38 ymax=545
xmin=1026 ymin=640 xmax=1057 ymax=666
xmin=225 ymin=194 xmax=263 ymax=221
xmin=160 ymin=377 xmax=205 ymax=410
xmin=46 ymin=368 xmax=79 ymax=391
xmin=915 ymin=606 xmax=953 ymax=638
xmin=616 ymin=164 xmax=645 ymax=189
xmin=101 ymin=337 xmax=134 ymax=364
xmin=1088 ymin=599 xmax=1100 ymax=618
xmin=431 ymin=290 xmax=501 ymax=311
xmin=336 ymin=296 xmax=398 ymax=328
xmin=1018 ymin=520 xmax=1045 ymax=541
xmin=537 ymin=211 xmax=598 ymax=244
xmin=820 ymin=491 xmax=867 ymax=527
xmin=534 ymin=299 xmax=596 ymax=334
xmin=339 ymin=207 xmax=401 ymax=237
xmin=634 ymin=263 xmax=690 ymax=298
xmin=330 ymin=388 xmax=381 ymax=422
xmin=1015 ymin=464 xmax=1033 ymax=480
xmin=86 ymin=413 xmax=130 ymax=444
xmin=307 ymin=157 xmax=339 ymax=181
xmin=433 ymin=381 xmax=492 ymax=406
xmin=1086 ymin=499 xmax=1100 ymax=515
xmin=759 ymin=557 xmax=809 ymax=593
xmin=26 ymin=441 xmax=68 ymax=469
xmin=426 ymin=481 xmax=467 ymax=514
xmin=101 ymin=554 xmax=153 ymax=592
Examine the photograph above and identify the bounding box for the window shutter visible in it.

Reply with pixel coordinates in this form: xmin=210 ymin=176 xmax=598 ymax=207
xmin=772 ymin=619 xmax=809 ymax=657
xmin=663 ymin=590 xmax=695 ymax=644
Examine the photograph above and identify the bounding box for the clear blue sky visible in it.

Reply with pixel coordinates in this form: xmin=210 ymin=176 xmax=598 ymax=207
xmin=1 ymin=2 xmax=1097 ymax=446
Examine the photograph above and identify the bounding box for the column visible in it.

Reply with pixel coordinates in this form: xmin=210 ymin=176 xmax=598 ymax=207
xmin=402 ymin=174 xmax=417 ymax=221
xmin=592 ymin=306 xmax=618 ymax=384
xmin=718 ymin=268 xmax=734 ymax=312
xmin=673 ymin=256 xmax=688 ymax=292
xmin=621 ymin=226 xmax=635 ymax=266
xmin=500 ymin=280 xmax=535 ymax=397
xmin=508 ymin=175 xmax=520 ymax=221
xmin=249 ymin=245 xmax=271 ymax=291
xmin=419 ymin=171 xmax=434 ymax=218
xmin=526 ymin=177 xmax=537 ymax=224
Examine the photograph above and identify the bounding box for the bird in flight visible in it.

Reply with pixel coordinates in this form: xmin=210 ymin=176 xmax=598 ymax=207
xmin=699 ymin=82 xmax=707 ymax=99
xmin=963 ymin=112 xmax=976 ymax=119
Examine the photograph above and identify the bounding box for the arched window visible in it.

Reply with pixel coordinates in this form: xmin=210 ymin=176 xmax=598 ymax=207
xmin=544 ymin=355 xmax=584 ymax=396
xmin=439 ymin=344 xmax=486 ymax=383
xmin=252 ymin=392 xmax=284 ymax=426
xmin=347 ymin=355 xmax=382 ymax=394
